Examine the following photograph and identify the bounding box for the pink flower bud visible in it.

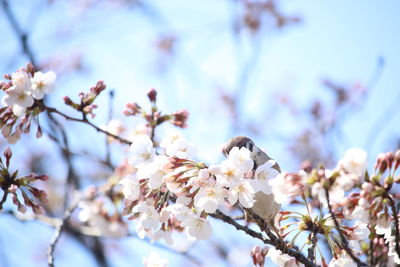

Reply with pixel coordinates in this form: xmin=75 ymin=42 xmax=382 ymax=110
xmin=172 ymin=109 xmax=189 ymax=128
xmin=63 ymin=96 xmax=73 ymax=105
xmin=26 ymin=62 xmax=35 ymax=76
xmin=147 ymin=88 xmax=157 ymax=103
xmin=395 ymin=149 xmax=400 ymax=170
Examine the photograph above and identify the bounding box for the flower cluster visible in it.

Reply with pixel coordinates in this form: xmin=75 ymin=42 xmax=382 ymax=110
xmin=63 ymin=80 xmax=106 ymax=118
xmin=77 ymin=186 xmax=129 ymax=237
xmin=124 ymin=89 xmax=189 ymax=133
xmin=2 ymin=65 xmax=400 ymax=267
xmin=119 ymin=130 xmax=280 ymax=245
xmin=266 ymin=148 xmax=400 ymax=266
xmin=0 ymin=148 xmax=49 ymax=214
xmin=0 ymin=64 xmax=56 ymax=143
xmin=1 ymin=63 xmax=56 ymax=116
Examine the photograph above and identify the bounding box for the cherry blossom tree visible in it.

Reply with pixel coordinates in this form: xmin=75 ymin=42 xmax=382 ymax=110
xmin=1 ymin=1 xmax=399 ymax=267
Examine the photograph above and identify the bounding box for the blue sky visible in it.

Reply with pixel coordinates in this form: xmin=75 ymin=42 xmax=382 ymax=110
xmin=1 ymin=0 xmax=400 ymax=266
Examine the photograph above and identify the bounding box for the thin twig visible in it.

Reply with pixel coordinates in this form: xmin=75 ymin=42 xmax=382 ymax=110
xmin=47 ymin=201 xmax=78 ymax=267
xmin=43 ymin=105 xmax=132 ymax=145
xmin=307 ymin=231 xmax=318 ymax=263
xmin=324 ymin=189 xmax=367 ymax=267
xmin=0 ymin=191 xmax=8 ymax=211
xmin=210 ymin=210 xmax=273 ymax=246
xmin=1 ymin=0 xmax=37 ymax=66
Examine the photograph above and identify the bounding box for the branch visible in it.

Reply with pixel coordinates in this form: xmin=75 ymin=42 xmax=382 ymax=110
xmin=245 ymin=209 xmax=316 ymax=267
xmin=307 ymin=231 xmax=318 ymax=263
xmin=5 ymin=208 xmax=201 ymax=266
xmin=386 ymin=194 xmax=400 ymax=260
xmin=0 ymin=191 xmax=8 ymax=211
xmin=47 ymin=201 xmax=78 ymax=267
xmin=324 ymin=189 xmax=367 ymax=267
xmin=1 ymin=0 xmax=37 ymax=66
xmin=43 ymin=105 xmax=132 ymax=145
xmin=210 ymin=210 xmax=273 ymax=246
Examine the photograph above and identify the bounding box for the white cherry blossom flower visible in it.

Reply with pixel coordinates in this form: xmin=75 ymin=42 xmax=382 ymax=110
xmin=143 ymin=252 xmax=169 ymax=267
xmin=181 ymin=215 xmax=212 ymax=240
xmin=267 ymin=247 xmax=303 ymax=267
xmin=102 ymin=119 xmax=125 ymax=143
xmin=212 ymin=159 xmax=243 ymax=187
xmin=227 ymin=147 xmax=254 ymax=173
xmin=228 ymin=181 xmax=255 ymax=208
xmin=160 ymin=129 xmax=196 ymax=158
xmin=167 ymin=203 xmax=193 ymax=222
xmin=119 ymin=175 xmax=140 ymax=201
xmin=251 ymin=160 xmax=279 ymax=194
xmin=133 ymin=202 xmax=160 ymax=231
xmin=160 ymin=128 xmax=184 ymax=148
xmin=137 ymin=155 xmax=168 ymax=189
xmin=351 ymin=222 xmax=370 ymax=240
xmin=165 ymin=138 xmax=197 ymax=159
xmin=375 ymin=215 xmax=391 ymax=239
xmin=348 ymin=198 xmax=370 ymax=223
xmin=349 ymin=240 xmax=362 ymax=253
xmin=30 ymin=71 xmax=56 ymax=99
xmin=387 ymin=235 xmax=400 ymax=265
xmin=188 ymin=168 xmax=210 ymax=192
xmin=310 ymin=178 xmax=344 ymax=208
xmin=11 ymin=70 xmax=31 ymax=89
xmin=128 ymin=135 xmax=155 ymax=167
xmin=269 ymin=171 xmax=308 ymax=204
xmin=338 ymin=148 xmax=367 ymax=177
xmin=194 ymin=184 xmax=225 ymax=213
xmin=148 ymin=229 xmax=174 ymax=246
xmin=12 ymin=104 xmax=27 ymax=117
xmin=2 ymin=87 xmax=34 ymax=108
xmin=328 ymin=251 xmax=356 ymax=267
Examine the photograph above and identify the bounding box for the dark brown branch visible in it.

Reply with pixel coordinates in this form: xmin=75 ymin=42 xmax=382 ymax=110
xmin=210 ymin=210 xmax=273 ymax=246
xmin=324 ymin=189 xmax=367 ymax=267
xmin=43 ymin=105 xmax=132 ymax=145
xmin=0 ymin=191 xmax=8 ymax=211
xmin=387 ymin=194 xmax=400 ymax=260
xmin=47 ymin=202 xmax=78 ymax=267
xmin=307 ymin=231 xmax=318 ymax=263
xmin=245 ymin=209 xmax=316 ymax=267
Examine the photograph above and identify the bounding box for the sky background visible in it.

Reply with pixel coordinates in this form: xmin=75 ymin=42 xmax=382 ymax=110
xmin=1 ymin=0 xmax=400 ymax=266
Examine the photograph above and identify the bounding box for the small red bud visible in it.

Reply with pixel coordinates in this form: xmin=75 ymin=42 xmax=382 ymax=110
xmin=147 ymin=88 xmax=157 ymax=103
xmin=26 ymin=63 xmax=35 ymax=76
xmin=63 ymin=96 xmax=73 ymax=105
xmin=394 ymin=149 xmax=400 ymax=170
xmin=4 ymin=147 xmax=12 ymax=167
xmin=36 ymin=125 xmax=43 ymax=138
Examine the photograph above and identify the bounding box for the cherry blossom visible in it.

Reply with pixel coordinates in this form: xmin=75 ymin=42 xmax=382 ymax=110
xmin=251 ymin=160 xmax=279 ymax=194
xmin=267 ymin=247 xmax=303 ymax=267
xmin=128 ymin=135 xmax=155 ymax=167
xmin=119 ymin=175 xmax=140 ymax=201
xmin=143 ymin=252 xmax=169 ymax=267
xmin=228 ymin=181 xmax=255 ymax=208
xmin=211 ymin=159 xmax=243 ymax=187
xmin=194 ymin=184 xmax=225 ymax=213
xmin=181 ymin=215 xmax=212 ymax=240
xmin=133 ymin=202 xmax=161 ymax=231
xmin=227 ymin=147 xmax=254 ymax=174
xmin=328 ymin=251 xmax=356 ymax=267
xmin=30 ymin=71 xmax=56 ymax=99
xmin=338 ymin=148 xmax=367 ymax=178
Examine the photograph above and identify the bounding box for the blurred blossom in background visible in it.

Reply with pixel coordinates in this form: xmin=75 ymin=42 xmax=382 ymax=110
xmin=1 ymin=0 xmax=400 ymax=266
